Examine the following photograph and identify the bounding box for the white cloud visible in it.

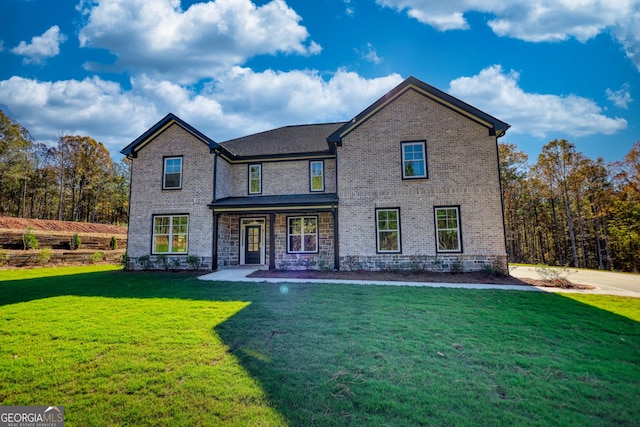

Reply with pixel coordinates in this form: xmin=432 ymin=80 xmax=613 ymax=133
xmin=448 ymin=65 xmax=628 ymax=138
xmin=358 ymin=43 xmax=382 ymax=64
xmin=77 ymin=0 xmax=321 ymax=83
xmin=606 ymin=84 xmax=633 ymax=109
xmin=0 ymin=70 xmax=402 ymax=154
xmin=11 ymin=26 xmax=67 ymax=64
xmin=376 ymin=0 xmax=640 ymax=71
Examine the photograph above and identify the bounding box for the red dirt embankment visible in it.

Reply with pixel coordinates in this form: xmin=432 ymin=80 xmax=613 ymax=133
xmin=0 ymin=217 xmax=127 ymax=235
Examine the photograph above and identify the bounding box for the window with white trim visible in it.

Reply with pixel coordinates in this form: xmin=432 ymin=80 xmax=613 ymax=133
xmin=401 ymin=141 xmax=427 ymax=179
xmin=163 ymin=157 xmax=183 ymax=189
xmin=153 ymin=215 xmax=188 ymax=254
xmin=376 ymin=208 xmax=401 ymax=253
xmin=287 ymin=216 xmax=318 ymax=253
xmin=435 ymin=207 xmax=462 ymax=252
xmin=310 ymin=160 xmax=324 ymax=192
xmin=249 ymin=164 xmax=262 ymax=194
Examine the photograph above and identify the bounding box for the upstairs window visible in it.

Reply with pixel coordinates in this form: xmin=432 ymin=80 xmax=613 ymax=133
xmin=249 ymin=163 xmax=262 ymax=194
xmin=163 ymin=157 xmax=183 ymax=189
xmin=153 ymin=215 xmax=188 ymax=254
xmin=435 ymin=206 xmax=462 ymax=252
xmin=310 ymin=160 xmax=324 ymax=192
xmin=376 ymin=208 xmax=401 ymax=253
xmin=401 ymin=141 xmax=427 ymax=179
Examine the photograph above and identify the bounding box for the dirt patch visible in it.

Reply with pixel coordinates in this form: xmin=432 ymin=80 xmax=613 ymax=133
xmin=248 ymin=270 xmax=594 ymax=289
xmin=0 ymin=216 xmax=127 ymax=235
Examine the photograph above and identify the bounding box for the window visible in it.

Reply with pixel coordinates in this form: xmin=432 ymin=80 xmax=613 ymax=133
xmin=310 ymin=160 xmax=324 ymax=192
xmin=401 ymin=141 xmax=427 ymax=179
xmin=153 ymin=215 xmax=188 ymax=254
xmin=163 ymin=157 xmax=183 ymax=189
xmin=287 ymin=216 xmax=318 ymax=253
xmin=249 ymin=164 xmax=262 ymax=194
xmin=435 ymin=207 xmax=462 ymax=252
xmin=376 ymin=208 xmax=401 ymax=253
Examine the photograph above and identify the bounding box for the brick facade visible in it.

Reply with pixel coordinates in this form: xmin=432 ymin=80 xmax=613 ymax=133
xmin=336 ymin=88 xmax=507 ymax=272
xmin=124 ymin=77 xmax=508 ymax=272
xmin=126 ymin=123 xmax=214 ymax=270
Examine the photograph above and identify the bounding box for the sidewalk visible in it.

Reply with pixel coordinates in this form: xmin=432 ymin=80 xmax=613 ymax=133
xmin=198 ymin=267 xmax=639 ymax=297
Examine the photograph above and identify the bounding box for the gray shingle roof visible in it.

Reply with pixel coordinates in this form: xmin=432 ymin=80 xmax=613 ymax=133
xmin=219 ymin=122 xmax=346 ymax=158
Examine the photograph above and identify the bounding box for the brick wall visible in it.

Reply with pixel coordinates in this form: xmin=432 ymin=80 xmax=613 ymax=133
xmin=336 ymin=88 xmax=506 ymax=271
xmin=220 ymin=158 xmax=336 ymax=197
xmin=127 ymin=123 xmax=214 ymax=269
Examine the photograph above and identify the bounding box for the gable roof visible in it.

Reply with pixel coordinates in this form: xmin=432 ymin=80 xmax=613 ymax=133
xmin=327 ymin=76 xmax=510 ymax=145
xmin=217 ymin=122 xmax=346 ymax=160
xmin=121 ymin=113 xmax=218 ymax=158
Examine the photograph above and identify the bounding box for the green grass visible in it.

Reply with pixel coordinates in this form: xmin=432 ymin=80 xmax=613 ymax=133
xmin=0 ymin=266 xmax=638 ymax=426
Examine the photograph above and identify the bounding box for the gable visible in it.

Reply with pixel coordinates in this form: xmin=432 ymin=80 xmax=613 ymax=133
xmin=327 ymin=76 xmax=509 ymax=146
xmin=121 ymin=113 xmax=217 ymax=159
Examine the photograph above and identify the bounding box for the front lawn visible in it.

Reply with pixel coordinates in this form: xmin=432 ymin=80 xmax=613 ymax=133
xmin=0 ymin=266 xmax=638 ymax=426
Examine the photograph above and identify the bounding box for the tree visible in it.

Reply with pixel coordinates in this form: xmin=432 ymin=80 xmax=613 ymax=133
xmin=0 ymin=110 xmax=34 ymax=217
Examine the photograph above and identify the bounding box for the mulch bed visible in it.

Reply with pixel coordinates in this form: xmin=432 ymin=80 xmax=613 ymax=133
xmin=248 ymin=269 xmax=595 ymax=289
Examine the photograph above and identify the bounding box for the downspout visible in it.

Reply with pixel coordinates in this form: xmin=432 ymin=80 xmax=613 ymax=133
xmin=494 ymin=132 xmax=509 ymax=273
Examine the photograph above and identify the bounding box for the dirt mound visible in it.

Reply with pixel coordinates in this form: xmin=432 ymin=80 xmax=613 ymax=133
xmin=0 ymin=216 xmax=127 ymax=235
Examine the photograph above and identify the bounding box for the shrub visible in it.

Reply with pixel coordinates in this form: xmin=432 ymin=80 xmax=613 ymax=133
xmin=0 ymin=248 xmax=9 ymax=267
xmin=186 ymin=255 xmax=201 ymax=271
xmin=23 ymin=227 xmax=39 ymax=250
xmin=534 ymin=265 xmax=576 ymax=287
xmin=450 ymin=258 xmax=463 ymax=274
xmin=156 ymin=254 xmax=169 ymax=270
xmin=109 ymin=236 xmax=118 ymax=251
xmin=37 ymin=248 xmax=52 ymax=265
xmin=120 ymin=252 xmax=129 ymax=269
xmin=91 ymin=251 xmax=104 ymax=263
xmin=171 ymin=257 xmax=181 ymax=270
xmin=138 ymin=255 xmax=153 ymax=271
xmin=70 ymin=233 xmax=82 ymax=250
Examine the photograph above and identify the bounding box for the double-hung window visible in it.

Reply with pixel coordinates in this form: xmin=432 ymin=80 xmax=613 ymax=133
xmin=310 ymin=160 xmax=324 ymax=192
xmin=287 ymin=216 xmax=318 ymax=253
xmin=435 ymin=206 xmax=462 ymax=252
xmin=163 ymin=157 xmax=183 ymax=189
xmin=153 ymin=215 xmax=188 ymax=254
xmin=401 ymin=141 xmax=427 ymax=179
xmin=249 ymin=164 xmax=262 ymax=194
xmin=376 ymin=208 xmax=401 ymax=253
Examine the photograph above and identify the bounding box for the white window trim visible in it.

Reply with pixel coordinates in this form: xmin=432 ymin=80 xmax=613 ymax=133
xmin=248 ymin=163 xmax=262 ymax=194
xmin=163 ymin=157 xmax=183 ymax=189
xmin=435 ymin=206 xmax=462 ymax=253
xmin=376 ymin=208 xmax=401 ymax=253
xmin=401 ymin=141 xmax=427 ymax=179
xmin=310 ymin=160 xmax=324 ymax=192
xmin=152 ymin=215 xmax=189 ymax=254
xmin=287 ymin=216 xmax=318 ymax=254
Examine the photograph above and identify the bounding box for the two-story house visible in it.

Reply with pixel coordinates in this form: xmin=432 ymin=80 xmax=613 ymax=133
xmin=121 ymin=76 xmax=509 ymax=272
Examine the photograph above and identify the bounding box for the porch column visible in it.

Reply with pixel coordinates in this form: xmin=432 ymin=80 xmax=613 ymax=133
xmin=269 ymin=213 xmax=276 ymax=270
xmin=211 ymin=213 xmax=218 ymax=271
xmin=332 ymin=206 xmax=339 ymax=271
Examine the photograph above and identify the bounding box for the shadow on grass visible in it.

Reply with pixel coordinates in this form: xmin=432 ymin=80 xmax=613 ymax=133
xmin=1 ymin=269 xmax=639 ymax=425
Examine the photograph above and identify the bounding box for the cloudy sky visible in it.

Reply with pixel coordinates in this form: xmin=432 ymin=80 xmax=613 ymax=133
xmin=1 ymin=0 xmax=639 ymax=162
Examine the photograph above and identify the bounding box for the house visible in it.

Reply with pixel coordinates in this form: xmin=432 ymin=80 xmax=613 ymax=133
xmin=121 ymin=76 xmax=510 ymax=272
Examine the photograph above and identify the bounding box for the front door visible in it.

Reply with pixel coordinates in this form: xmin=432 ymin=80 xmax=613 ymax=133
xmin=244 ymin=225 xmax=261 ymax=265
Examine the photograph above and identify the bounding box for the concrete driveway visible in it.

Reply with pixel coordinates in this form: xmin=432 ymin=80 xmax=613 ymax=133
xmin=509 ymin=265 xmax=640 ymax=297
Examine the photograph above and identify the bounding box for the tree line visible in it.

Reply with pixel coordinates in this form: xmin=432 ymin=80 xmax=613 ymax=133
xmin=0 ymin=110 xmax=129 ymax=224
xmin=500 ymin=139 xmax=640 ymax=273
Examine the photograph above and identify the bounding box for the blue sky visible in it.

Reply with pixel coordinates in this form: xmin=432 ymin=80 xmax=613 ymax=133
xmin=1 ymin=0 xmax=639 ymax=163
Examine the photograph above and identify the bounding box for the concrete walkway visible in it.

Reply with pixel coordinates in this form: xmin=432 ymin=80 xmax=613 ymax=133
xmin=198 ymin=266 xmax=640 ymax=297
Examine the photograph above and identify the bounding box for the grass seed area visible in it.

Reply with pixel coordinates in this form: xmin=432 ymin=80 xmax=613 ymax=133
xmin=0 ymin=266 xmax=638 ymax=426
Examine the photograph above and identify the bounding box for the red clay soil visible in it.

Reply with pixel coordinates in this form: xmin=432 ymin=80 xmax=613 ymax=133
xmin=0 ymin=216 xmax=127 ymax=235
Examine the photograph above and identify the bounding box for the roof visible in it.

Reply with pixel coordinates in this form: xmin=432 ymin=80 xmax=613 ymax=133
xmin=327 ymin=76 xmax=510 ymax=145
xmin=121 ymin=113 xmax=217 ymax=158
xmin=209 ymin=193 xmax=338 ymax=213
xmin=218 ymin=122 xmax=346 ymax=159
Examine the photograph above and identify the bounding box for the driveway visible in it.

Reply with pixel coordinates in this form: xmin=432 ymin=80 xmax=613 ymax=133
xmin=509 ymin=265 xmax=640 ymax=297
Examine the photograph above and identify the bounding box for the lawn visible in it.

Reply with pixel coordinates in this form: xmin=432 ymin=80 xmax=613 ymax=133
xmin=0 ymin=266 xmax=638 ymax=426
